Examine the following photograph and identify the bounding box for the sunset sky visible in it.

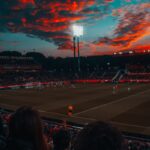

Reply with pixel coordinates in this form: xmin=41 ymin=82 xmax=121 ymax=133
xmin=0 ymin=0 xmax=150 ymax=57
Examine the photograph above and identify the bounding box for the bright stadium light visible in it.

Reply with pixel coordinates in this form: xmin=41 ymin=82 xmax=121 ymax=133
xmin=72 ymin=24 xmax=83 ymax=73
xmin=72 ymin=25 xmax=83 ymax=37
xmin=129 ymin=51 xmax=133 ymax=54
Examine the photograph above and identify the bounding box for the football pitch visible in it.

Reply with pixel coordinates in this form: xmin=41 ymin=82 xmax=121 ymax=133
xmin=0 ymin=83 xmax=150 ymax=135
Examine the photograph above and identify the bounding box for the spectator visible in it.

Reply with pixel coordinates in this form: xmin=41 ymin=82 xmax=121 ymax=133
xmin=0 ymin=116 xmax=6 ymax=150
xmin=74 ymin=121 xmax=124 ymax=150
xmin=53 ymin=129 xmax=71 ymax=150
xmin=6 ymin=106 xmax=48 ymax=150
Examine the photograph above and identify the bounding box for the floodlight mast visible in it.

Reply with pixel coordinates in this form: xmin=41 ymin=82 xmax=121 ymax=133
xmin=73 ymin=36 xmax=76 ymax=58
xmin=72 ymin=25 xmax=83 ymax=73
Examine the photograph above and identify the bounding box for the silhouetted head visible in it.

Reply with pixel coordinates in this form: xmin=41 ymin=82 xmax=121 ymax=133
xmin=53 ymin=129 xmax=71 ymax=150
xmin=0 ymin=116 xmax=4 ymax=136
xmin=9 ymin=106 xmax=47 ymax=150
xmin=74 ymin=121 xmax=124 ymax=150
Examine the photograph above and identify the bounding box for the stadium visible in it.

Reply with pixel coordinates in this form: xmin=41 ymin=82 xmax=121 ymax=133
xmin=0 ymin=52 xmax=150 ymax=149
xmin=0 ymin=0 xmax=150 ymax=150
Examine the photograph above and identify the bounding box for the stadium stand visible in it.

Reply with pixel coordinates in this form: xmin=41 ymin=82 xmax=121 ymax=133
xmin=0 ymin=56 xmax=41 ymax=71
xmin=119 ymin=64 xmax=150 ymax=83
xmin=0 ymin=52 xmax=150 ymax=87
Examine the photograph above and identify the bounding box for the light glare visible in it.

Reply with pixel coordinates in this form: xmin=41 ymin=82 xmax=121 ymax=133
xmin=72 ymin=25 xmax=83 ymax=36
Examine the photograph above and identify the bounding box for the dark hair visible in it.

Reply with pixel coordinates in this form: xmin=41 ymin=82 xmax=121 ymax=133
xmin=74 ymin=121 xmax=124 ymax=150
xmin=53 ymin=129 xmax=71 ymax=150
xmin=0 ymin=116 xmax=4 ymax=136
xmin=8 ymin=106 xmax=47 ymax=150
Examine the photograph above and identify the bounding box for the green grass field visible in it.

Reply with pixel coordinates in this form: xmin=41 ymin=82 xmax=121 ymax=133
xmin=0 ymin=83 xmax=150 ymax=135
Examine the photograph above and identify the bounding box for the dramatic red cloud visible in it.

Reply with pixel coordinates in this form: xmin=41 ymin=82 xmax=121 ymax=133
xmin=57 ymin=40 xmax=73 ymax=50
xmin=1 ymin=0 xmax=149 ymax=56
xmin=2 ymin=0 xmax=99 ymax=50
xmin=132 ymin=45 xmax=150 ymax=53
xmin=95 ymin=3 xmax=150 ymax=53
xmin=20 ymin=0 xmax=35 ymax=4
xmin=105 ymin=0 xmax=114 ymax=3
xmin=52 ymin=35 xmax=71 ymax=40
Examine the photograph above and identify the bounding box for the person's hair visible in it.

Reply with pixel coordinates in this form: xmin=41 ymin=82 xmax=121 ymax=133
xmin=74 ymin=121 xmax=124 ymax=150
xmin=53 ymin=129 xmax=70 ymax=150
xmin=0 ymin=116 xmax=4 ymax=136
xmin=8 ymin=106 xmax=47 ymax=150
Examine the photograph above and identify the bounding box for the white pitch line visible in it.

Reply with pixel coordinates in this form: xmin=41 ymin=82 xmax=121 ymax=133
xmin=38 ymin=109 xmax=96 ymax=121
xmin=0 ymin=103 xmax=96 ymax=121
xmin=40 ymin=109 xmax=150 ymax=129
xmin=110 ymin=121 xmax=150 ymax=129
xmin=0 ymin=103 xmax=17 ymax=110
xmin=0 ymin=103 xmax=96 ymax=122
xmin=75 ymin=88 xmax=150 ymax=115
xmin=0 ymin=103 xmax=149 ymax=130
xmin=0 ymin=103 xmax=150 ymax=129
xmin=39 ymin=110 xmax=150 ymax=129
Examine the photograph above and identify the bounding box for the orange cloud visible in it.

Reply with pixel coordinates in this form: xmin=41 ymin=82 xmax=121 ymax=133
xmin=132 ymin=45 xmax=150 ymax=52
xmin=1 ymin=0 xmax=98 ymax=50
xmin=95 ymin=3 xmax=150 ymax=52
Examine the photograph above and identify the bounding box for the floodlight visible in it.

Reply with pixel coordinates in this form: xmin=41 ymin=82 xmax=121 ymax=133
xmin=129 ymin=51 xmax=133 ymax=54
xmin=72 ymin=25 xmax=83 ymax=37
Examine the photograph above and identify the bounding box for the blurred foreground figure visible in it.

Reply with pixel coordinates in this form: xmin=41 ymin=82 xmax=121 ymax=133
xmin=53 ymin=129 xmax=71 ymax=150
xmin=74 ymin=121 xmax=124 ymax=150
xmin=0 ymin=116 xmax=6 ymax=150
xmin=6 ymin=106 xmax=48 ymax=150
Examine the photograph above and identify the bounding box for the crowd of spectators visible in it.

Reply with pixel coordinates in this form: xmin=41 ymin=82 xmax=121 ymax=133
xmin=0 ymin=56 xmax=37 ymax=66
xmin=121 ymin=65 xmax=150 ymax=82
xmin=0 ymin=70 xmax=118 ymax=87
xmin=0 ymin=72 xmax=53 ymax=86
xmin=122 ymin=73 xmax=150 ymax=81
xmin=1 ymin=70 xmax=150 ymax=87
xmin=0 ymin=107 xmax=149 ymax=150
